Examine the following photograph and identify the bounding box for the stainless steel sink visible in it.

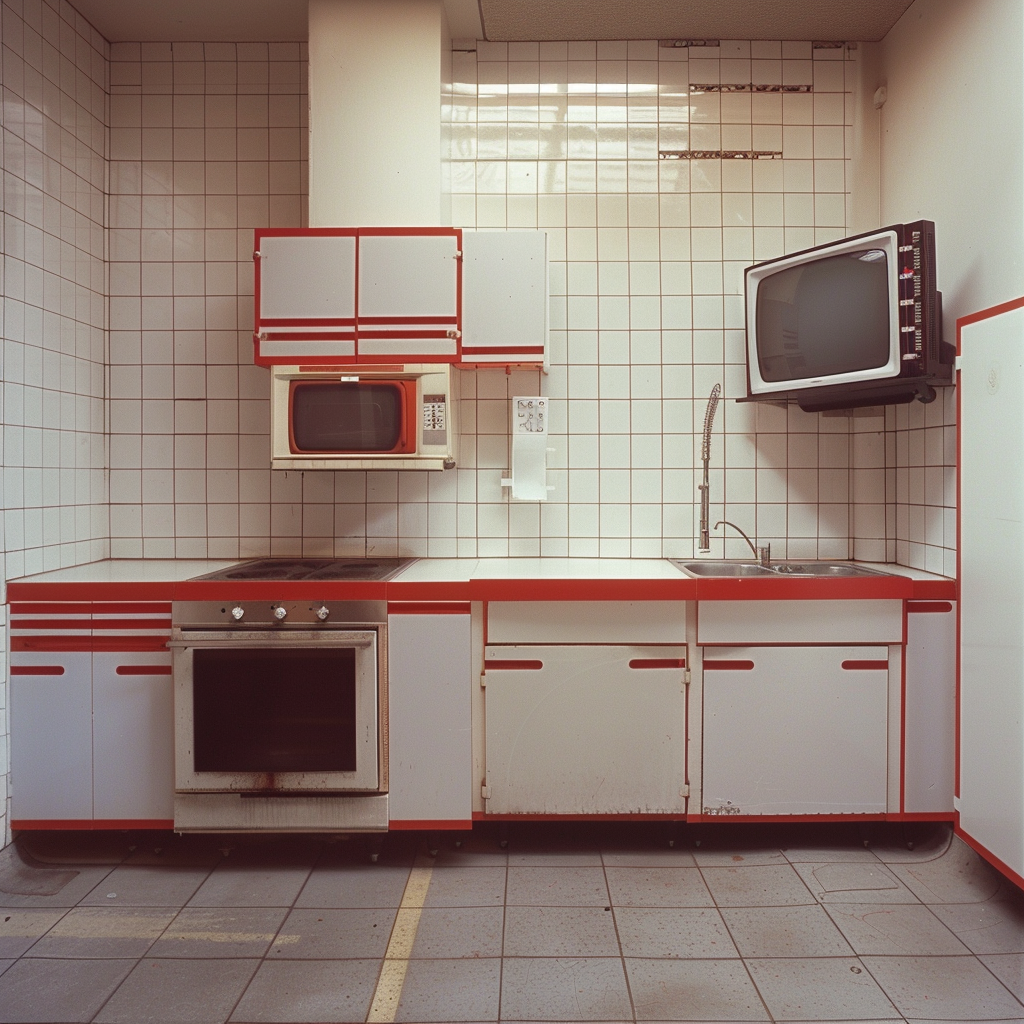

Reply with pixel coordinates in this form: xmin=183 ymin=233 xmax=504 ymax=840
xmin=671 ymin=560 xmax=892 ymax=579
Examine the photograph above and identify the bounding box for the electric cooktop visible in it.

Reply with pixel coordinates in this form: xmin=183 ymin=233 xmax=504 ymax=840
xmin=189 ymin=557 xmax=413 ymax=583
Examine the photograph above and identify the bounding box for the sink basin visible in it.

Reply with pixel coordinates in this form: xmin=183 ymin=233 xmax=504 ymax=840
xmin=672 ymin=561 xmax=775 ymax=577
xmin=672 ymin=560 xmax=892 ymax=579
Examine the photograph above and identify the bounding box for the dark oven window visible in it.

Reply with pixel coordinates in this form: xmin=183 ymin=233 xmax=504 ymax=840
xmin=192 ymin=647 xmax=359 ymax=773
xmin=291 ymin=382 xmax=403 ymax=452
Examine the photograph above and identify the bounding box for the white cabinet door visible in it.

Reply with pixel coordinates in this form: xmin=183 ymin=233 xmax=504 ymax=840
xmin=702 ymin=646 xmax=889 ymax=816
xmin=483 ymin=645 xmax=688 ymax=815
xmin=387 ymin=611 xmax=473 ymax=825
xmin=92 ymin=650 xmax=175 ymax=822
xmin=960 ymin=303 xmax=1024 ymax=878
xmin=10 ymin=651 xmax=93 ymax=821
xmin=257 ymin=233 xmax=357 ymax=321
xmin=461 ymin=230 xmax=548 ymax=365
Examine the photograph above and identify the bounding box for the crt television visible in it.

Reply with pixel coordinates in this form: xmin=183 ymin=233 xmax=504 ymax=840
xmin=742 ymin=220 xmax=953 ymax=412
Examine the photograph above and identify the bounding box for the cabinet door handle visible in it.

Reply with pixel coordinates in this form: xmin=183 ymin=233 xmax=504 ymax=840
xmin=483 ymin=659 xmax=543 ymax=671
xmin=703 ymin=660 xmax=754 ymax=671
xmin=10 ymin=665 xmax=65 ymax=675
xmin=629 ymin=658 xmax=687 ymax=669
xmin=115 ymin=665 xmax=172 ymax=676
xmin=841 ymin=660 xmax=888 ymax=671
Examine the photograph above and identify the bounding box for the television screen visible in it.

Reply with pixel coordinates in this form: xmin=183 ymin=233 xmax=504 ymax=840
xmin=756 ymin=248 xmax=891 ymax=383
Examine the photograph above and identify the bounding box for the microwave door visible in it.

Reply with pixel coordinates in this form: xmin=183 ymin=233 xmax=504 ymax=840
xmin=290 ymin=381 xmax=410 ymax=454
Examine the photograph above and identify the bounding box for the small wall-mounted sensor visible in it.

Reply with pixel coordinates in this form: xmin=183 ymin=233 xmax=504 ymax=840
xmin=873 ymin=86 xmax=887 ymax=110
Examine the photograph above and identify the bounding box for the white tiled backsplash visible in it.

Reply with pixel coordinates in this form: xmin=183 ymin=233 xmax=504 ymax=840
xmin=2 ymin=6 xmax=958 ymax=577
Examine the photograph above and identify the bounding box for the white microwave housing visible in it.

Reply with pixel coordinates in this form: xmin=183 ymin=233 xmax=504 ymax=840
xmin=270 ymin=363 xmax=459 ymax=471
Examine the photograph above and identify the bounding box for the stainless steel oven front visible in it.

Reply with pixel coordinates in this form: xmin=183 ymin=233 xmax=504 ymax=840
xmin=169 ymin=600 xmax=389 ymax=832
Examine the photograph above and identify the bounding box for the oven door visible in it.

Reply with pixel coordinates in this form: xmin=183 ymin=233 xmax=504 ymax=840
xmin=171 ymin=629 xmax=380 ymax=793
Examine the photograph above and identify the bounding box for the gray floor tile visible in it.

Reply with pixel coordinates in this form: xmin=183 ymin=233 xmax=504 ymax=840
xmin=791 ymin=861 xmax=920 ymax=905
xmin=0 ymin=865 xmax=117 ymax=908
xmin=614 ymin=906 xmax=738 ymax=958
xmin=0 ymin=959 xmax=13 ymax=977
xmin=393 ymin=957 xmax=501 ymax=1022
xmin=504 ymin=905 xmax=619 ymax=957
xmin=294 ymin=862 xmax=411 ymax=908
xmin=745 ymin=956 xmax=899 ymax=1021
xmin=187 ymin=858 xmax=316 ymax=908
xmin=506 ymin=866 xmax=610 ymax=907
xmin=692 ymin=848 xmax=789 ymax=866
xmin=605 ymin=866 xmax=715 ymax=908
xmin=862 ymin=954 xmax=1024 ymax=1019
xmin=625 ymin=957 xmax=769 ymax=1020
xmin=722 ymin=904 xmax=854 ymax=957
xmin=701 ymin=863 xmax=816 ymax=907
xmin=825 ymin=902 xmax=970 ymax=955
xmin=229 ymin=958 xmax=382 ymax=1023
xmin=150 ymin=906 xmax=288 ymax=958
xmin=979 ymin=952 xmax=1024 ymax=1002
xmin=0 ymin=956 xmax=135 ymax=1023
xmin=423 ymin=865 xmax=507 ymax=907
xmin=506 ymin=841 xmax=602 ymax=867
xmin=25 ymin=906 xmax=176 ymax=959
xmin=410 ymin=906 xmax=503 ymax=958
xmin=600 ymin=847 xmax=697 ymax=867
xmin=887 ymin=836 xmax=1003 ymax=904
xmin=80 ymin=865 xmax=212 ymax=908
xmin=426 ymin=835 xmax=508 ymax=867
xmin=95 ymin=957 xmax=260 ymax=1023
xmin=500 ymin=957 xmax=632 ymax=1021
xmin=0 ymin=908 xmax=66 ymax=958
xmin=932 ymin=897 xmax=1024 ymax=953
xmin=782 ymin=846 xmax=883 ymax=864
xmin=267 ymin=907 xmax=395 ymax=959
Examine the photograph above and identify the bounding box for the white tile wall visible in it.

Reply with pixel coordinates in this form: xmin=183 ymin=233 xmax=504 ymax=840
xmin=1 ymin=0 xmax=110 ymax=844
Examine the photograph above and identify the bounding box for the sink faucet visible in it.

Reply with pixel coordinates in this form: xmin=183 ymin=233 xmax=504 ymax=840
xmin=698 ymin=384 xmax=721 ymax=551
xmin=715 ymin=520 xmax=771 ymax=567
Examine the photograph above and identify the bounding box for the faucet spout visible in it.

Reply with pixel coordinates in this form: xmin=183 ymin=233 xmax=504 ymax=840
xmin=697 ymin=384 xmax=721 ymax=551
xmin=715 ymin=520 xmax=771 ymax=567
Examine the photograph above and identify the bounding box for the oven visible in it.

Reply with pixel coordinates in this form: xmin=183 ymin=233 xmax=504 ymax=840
xmin=169 ymin=594 xmax=391 ymax=833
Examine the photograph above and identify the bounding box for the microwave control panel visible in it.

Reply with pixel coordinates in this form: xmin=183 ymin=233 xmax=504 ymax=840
xmin=422 ymin=394 xmax=448 ymax=446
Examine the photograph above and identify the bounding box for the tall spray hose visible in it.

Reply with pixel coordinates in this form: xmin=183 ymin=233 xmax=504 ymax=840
xmin=698 ymin=383 xmax=721 ymax=551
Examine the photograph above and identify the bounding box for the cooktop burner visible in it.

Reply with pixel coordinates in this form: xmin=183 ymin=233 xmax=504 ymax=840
xmin=190 ymin=557 xmax=413 ymax=583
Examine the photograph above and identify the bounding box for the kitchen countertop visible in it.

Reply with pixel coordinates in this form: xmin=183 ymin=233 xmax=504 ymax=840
xmin=5 ymin=557 xmax=956 ymax=602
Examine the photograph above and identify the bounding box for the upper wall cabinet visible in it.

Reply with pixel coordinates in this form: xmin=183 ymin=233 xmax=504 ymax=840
xmin=253 ymin=228 xmax=548 ymax=369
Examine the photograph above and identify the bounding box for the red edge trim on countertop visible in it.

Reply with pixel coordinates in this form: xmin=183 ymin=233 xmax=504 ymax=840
xmin=6 ymin=567 xmax=954 ymax=603
xmin=12 ymin=819 xmax=175 ymax=831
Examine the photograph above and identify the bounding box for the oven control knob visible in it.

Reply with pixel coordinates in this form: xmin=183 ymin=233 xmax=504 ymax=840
xmin=315 ymin=605 xmax=330 ymax=621
xmin=273 ymin=606 xmax=288 ymax=621
xmin=230 ymin=606 xmax=245 ymax=621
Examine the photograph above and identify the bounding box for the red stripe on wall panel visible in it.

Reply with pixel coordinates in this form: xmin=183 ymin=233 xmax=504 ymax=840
xmin=628 ymin=658 xmax=687 ymax=669
xmin=841 ymin=660 xmax=889 ymax=671
xmin=907 ymin=601 xmax=954 ymax=614
xmin=388 ymin=602 xmax=472 ymax=615
xmin=115 ymin=665 xmax=172 ymax=676
xmin=703 ymin=660 xmax=755 ymax=671
xmin=10 ymin=665 xmax=65 ymax=676
xmin=484 ymin=660 xmax=544 ymax=671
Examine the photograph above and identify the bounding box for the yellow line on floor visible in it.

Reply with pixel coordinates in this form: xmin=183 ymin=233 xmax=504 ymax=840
xmin=366 ymin=862 xmax=434 ymax=1023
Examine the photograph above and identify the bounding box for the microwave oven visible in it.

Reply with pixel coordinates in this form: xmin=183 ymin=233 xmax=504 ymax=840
xmin=270 ymin=364 xmax=459 ymax=470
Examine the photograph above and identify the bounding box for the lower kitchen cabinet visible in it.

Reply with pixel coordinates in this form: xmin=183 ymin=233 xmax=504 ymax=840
xmin=701 ymin=646 xmax=890 ymax=816
xmin=92 ymin=651 xmax=174 ymax=822
xmin=482 ymin=644 xmax=689 ymax=815
xmin=10 ymin=651 xmax=93 ymax=821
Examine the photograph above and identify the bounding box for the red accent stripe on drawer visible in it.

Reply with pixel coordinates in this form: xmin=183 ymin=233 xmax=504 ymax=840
xmin=93 ymin=603 xmax=173 ymax=614
xmin=842 ymin=660 xmax=889 ymax=671
xmin=388 ymin=602 xmax=472 ymax=615
xmin=907 ymin=601 xmax=953 ymax=614
xmin=629 ymin=658 xmax=687 ymax=670
xmin=115 ymin=665 xmax=172 ymax=676
xmin=12 ymin=636 xmax=169 ymax=653
xmin=484 ymin=659 xmax=544 ymax=671
xmin=10 ymin=603 xmax=90 ymax=614
xmin=703 ymin=660 xmax=755 ymax=671
xmin=12 ymin=618 xmax=171 ymax=632
xmin=10 ymin=665 xmax=65 ymax=676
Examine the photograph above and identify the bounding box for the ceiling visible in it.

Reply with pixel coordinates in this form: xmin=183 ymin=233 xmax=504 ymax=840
xmin=71 ymin=0 xmax=916 ymax=44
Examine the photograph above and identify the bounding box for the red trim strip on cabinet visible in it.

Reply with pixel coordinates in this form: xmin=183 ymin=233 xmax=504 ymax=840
xmin=12 ymin=636 xmax=169 ymax=653
xmin=906 ymin=601 xmax=954 ymax=614
xmin=388 ymin=819 xmax=473 ymax=830
xmin=115 ymin=665 xmax=172 ymax=676
xmin=11 ymin=618 xmax=171 ymax=632
xmin=484 ymin=660 xmax=544 ymax=671
xmin=387 ymin=602 xmax=472 ymax=615
xmin=260 ymin=317 xmax=358 ymax=327
xmin=10 ymin=665 xmax=65 ymax=676
xmin=841 ymin=660 xmax=889 ymax=671
xmin=628 ymin=658 xmax=687 ymax=670
xmin=358 ymin=316 xmax=458 ymax=326
xmin=9 ymin=603 xmax=91 ymax=614
xmin=298 ymin=364 xmax=405 ymax=374
xmin=11 ymin=819 xmax=175 ymax=831
xmin=703 ymin=660 xmax=755 ymax=671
